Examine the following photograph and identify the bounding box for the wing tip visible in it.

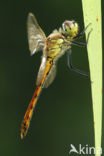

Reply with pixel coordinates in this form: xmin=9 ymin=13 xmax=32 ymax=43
xmin=28 ymin=12 xmax=33 ymax=17
xmin=27 ymin=13 xmax=35 ymax=21
xmin=29 ymin=48 xmax=36 ymax=56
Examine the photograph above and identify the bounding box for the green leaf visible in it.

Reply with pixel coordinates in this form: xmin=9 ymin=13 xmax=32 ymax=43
xmin=81 ymin=0 xmax=102 ymax=156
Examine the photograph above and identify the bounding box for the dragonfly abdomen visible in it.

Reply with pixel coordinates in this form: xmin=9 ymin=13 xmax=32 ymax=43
xmin=21 ymin=58 xmax=53 ymax=139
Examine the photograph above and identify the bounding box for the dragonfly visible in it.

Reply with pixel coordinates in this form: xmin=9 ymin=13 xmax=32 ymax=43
xmin=21 ymin=13 xmax=90 ymax=139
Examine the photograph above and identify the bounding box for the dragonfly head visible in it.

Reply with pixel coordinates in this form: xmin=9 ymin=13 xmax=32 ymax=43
xmin=62 ymin=20 xmax=79 ymax=38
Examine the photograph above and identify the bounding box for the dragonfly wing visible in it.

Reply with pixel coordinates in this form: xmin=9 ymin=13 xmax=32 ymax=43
xmin=27 ymin=13 xmax=46 ymax=55
xmin=44 ymin=64 xmax=56 ymax=88
xmin=36 ymin=56 xmax=47 ymax=86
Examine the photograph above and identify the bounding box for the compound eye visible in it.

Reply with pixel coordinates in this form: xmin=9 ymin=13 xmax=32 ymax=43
xmin=73 ymin=21 xmax=76 ymax=26
xmin=62 ymin=23 xmax=66 ymax=32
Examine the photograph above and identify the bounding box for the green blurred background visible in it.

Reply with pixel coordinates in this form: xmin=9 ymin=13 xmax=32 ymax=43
xmin=0 ymin=0 xmax=103 ymax=156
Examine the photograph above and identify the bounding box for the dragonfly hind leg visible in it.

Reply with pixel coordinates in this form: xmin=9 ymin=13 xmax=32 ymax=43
xmin=67 ymin=49 xmax=89 ymax=77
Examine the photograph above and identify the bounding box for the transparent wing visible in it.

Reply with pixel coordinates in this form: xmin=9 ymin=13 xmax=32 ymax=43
xmin=44 ymin=64 xmax=56 ymax=88
xmin=36 ymin=56 xmax=47 ymax=86
xmin=27 ymin=13 xmax=46 ymax=55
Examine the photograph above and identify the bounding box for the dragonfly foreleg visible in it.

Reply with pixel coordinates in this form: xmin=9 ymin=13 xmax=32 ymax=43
xmin=67 ymin=49 xmax=89 ymax=77
xmin=74 ymin=23 xmax=91 ymax=39
xmin=72 ymin=26 xmax=92 ymax=47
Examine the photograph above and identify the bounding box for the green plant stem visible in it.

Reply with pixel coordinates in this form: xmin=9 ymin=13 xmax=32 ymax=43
xmin=82 ymin=0 xmax=102 ymax=156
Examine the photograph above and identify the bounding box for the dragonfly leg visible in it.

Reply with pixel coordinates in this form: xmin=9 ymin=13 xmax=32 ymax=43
xmin=72 ymin=26 xmax=92 ymax=47
xmin=67 ymin=49 xmax=89 ymax=77
xmin=71 ymin=41 xmax=86 ymax=47
xmin=74 ymin=23 xmax=92 ymax=39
